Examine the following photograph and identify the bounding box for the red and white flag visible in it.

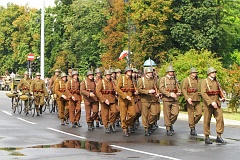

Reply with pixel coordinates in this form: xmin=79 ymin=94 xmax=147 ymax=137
xmin=118 ymin=50 xmax=132 ymax=60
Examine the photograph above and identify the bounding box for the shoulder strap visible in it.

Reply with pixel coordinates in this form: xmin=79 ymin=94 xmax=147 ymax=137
xmin=205 ymin=78 xmax=210 ymax=90
xmin=188 ymin=77 xmax=192 ymax=88
xmin=164 ymin=77 xmax=167 ymax=88
xmin=142 ymin=77 xmax=145 ymax=88
xmin=102 ymin=79 xmax=106 ymax=90
xmin=122 ymin=75 xmax=125 ymax=87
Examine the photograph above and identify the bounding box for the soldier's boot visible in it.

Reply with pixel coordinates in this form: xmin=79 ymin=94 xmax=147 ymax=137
xmin=205 ymin=136 xmax=213 ymax=144
xmin=96 ymin=121 xmax=100 ymax=128
xmin=37 ymin=112 xmax=40 ymax=116
xmin=166 ymin=130 xmax=173 ymax=136
xmin=190 ymin=127 xmax=197 ymax=136
xmin=123 ymin=130 xmax=129 ymax=137
xmin=61 ymin=119 xmax=65 ymax=125
xmin=65 ymin=118 xmax=69 ymax=124
xmin=135 ymin=119 xmax=140 ymax=126
xmin=151 ymin=124 xmax=155 ymax=132
xmin=145 ymin=128 xmax=150 ymax=136
xmin=91 ymin=122 xmax=95 ymax=129
xmin=110 ymin=124 xmax=116 ymax=133
xmin=88 ymin=123 xmax=93 ymax=131
xmin=105 ymin=127 xmax=111 ymax=134
xmin=170 ymin=125 xmax=175 ymax=135
xmin=216 ymin=136 xmax=226 ymax=144
xmin=76 ymin=121 xmax=82 ymax=127
xmin=40 ymin=105 xmax=43 ymax=114
xmin=115 ymin=119 xmax=120 ymax=126
xmin=154 ymin=121 xmax=158 ymax=129
xmin=72 ymin=122 xmax=77 ymax=128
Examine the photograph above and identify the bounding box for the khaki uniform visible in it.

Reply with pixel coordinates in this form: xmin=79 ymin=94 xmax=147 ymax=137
xmin=133 ymin=77 xmax=142 ymax=124
xmin=17 ymin=78 xmax=32 ymax=95
xmin=201 ymin=77 xmax=224 ymax=137
xmin=159 ymin=75 xmax=180 ymax=130
xmin=66 ymin=79 xmax=81 ymax=123
xmin=55 ymin=79 xmax=69 ymax=120
xmin=30 ymin=79 xmax=48 ymax=111
xmin=80 ymin=78 xmax=99 ymax=125
xmin=96 ymin=78 xmax=117 ymax=128
xmin=48 ymin=75 xmax=59 ymax=92
xmin=115 ymin=75 xmax=136 ymax=132
xmin=182 ymin=76 xmax=202 ymax=129
xmin=137 ymin=76 xmax=158 ymax=130
xmin=95 ymin=77 xmax=102 ymax=123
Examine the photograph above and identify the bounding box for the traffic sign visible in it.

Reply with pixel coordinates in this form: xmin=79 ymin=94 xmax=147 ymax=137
xmin=28 ymin=53 xmax=34 ymax=61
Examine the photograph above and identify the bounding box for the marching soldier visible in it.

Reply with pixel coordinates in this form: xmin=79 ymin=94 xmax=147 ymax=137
xmin=30 ymin=72 xmax=48 ymax=116
xmin=137 ymin=67 xmax=159 ymax=136
xmin=201 ymin=67 xmax=226 ymax=144
xmin=94 ymin=67 xmax=103 ymax=127
xmin=17 ymin=71 xmax=32 ymax=112
xmin=67 ymin=69 xmax=73 ymax=81
xmin=66 ymin=71 xmax=82 ymax=128
xmin=132 ymin=68 xmax=141 ymax=129
xmin=113 ymin=68 xmax=121 ymax=127
xmin=96 ymin=70 xmax=118 ymax=133
xmin=159 ymin=65 xmax=181 ymax=136
xmin=80 ymin=70 xmax=99 ymax=131
xmin=182 ymin=67 xmax=202 ymax=135
xmin=55 ymin=72 xmax=69 ymax=125
xmin=48 ymin=69 xmax=61 ymax=92
xmin=115 ymin=66 xmax=136 ymax=137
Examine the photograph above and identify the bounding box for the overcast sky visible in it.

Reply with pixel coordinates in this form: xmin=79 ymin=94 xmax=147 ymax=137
xmin=0 ymin=0 xmax=55 ymax=9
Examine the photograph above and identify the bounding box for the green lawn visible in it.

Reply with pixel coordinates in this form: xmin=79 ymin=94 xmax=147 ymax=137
xmin=222 ymin=108 xmax=240 ymax=121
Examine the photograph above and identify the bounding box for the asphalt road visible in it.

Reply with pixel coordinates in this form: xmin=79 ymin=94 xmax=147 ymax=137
xmin=0 ymin=91 xmax=240 ymax=160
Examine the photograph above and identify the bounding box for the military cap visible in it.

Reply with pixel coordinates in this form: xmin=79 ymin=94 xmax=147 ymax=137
xmin=36 ymin=72 xmax=41 ymax=76
xmin=104 ymin=70 xmax=112 ymax=75
xmin=87 ymin=70 xmax=94 ymax=76
xmin=189 ymin=67 xmax=198 ymax=73
xmin=24 ymin=71 xmax=29 ymax=75
xmin=60 ymin=72 xmax=67 ymax=78
xmin=207 ymin=67 xmax=217 ymax=75
xmin=145 ymin=67 xmax=153 ymax=73
xmin=72 ymin=71 xmax=79 ymax=76
xmin=124 ymin=66 xmax=133 ymax=73
xmin=115 ymin=68 xmax=121 ymax=73
xmin=166 ymin=65 xmax=175 ymax=72
xmin=55 ymin=69 xmax=61 ymax=72
xmin=94 ymin=68 xmax=102 ymax=74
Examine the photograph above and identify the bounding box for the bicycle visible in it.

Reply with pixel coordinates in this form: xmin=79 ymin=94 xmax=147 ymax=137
xmin=23 ymin=93 xmax=35 ymax=117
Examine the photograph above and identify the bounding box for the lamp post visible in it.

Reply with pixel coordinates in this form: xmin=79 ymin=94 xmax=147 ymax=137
xmin=40 ymin=0 xmax=45 ymax=80
xmin=124 ymin=0 xmax=131 ymax=67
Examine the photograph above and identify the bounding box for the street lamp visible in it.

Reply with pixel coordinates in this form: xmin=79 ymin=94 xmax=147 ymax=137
xmin=124 ymin=0 xmax=131 ymax=67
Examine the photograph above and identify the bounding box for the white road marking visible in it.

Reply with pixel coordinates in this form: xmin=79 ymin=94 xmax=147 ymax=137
xmin=47 ymin=127 xmax=87 ymax=139
xmin=158 ymin=126 xmax=166 ymax=129
xmin=110 ymin=145 xmax=181 ymax=160
xmin=2 ymin=110 xmax=13 ymax=116
xmin=198 ymin=134 xmax=217 ymax=139
xmin=17 ymin=117 xmax=37 ymax=124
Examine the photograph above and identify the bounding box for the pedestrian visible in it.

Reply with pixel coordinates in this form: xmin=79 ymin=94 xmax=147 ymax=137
xmin=96 ymin=69 xmax=118 ymax=134
xmin=159 ymin=65 xmax=181 ymax=136
xmin=137 ymin=67 xmax=159 ymax=136
xmin=55 ymin=72 xmax=69 ymax=125
xmin=201 ymin=67 xmax=226 ymax=144
xmin=80 ymin=70 xmax=99 ymax=131
xmin=30 ymin=72 xmax=48 ymax=116
xmin=66 ymin=71 xmax=82 ymax=128
xmin=182 ymin=67 xmax=202 ymax=135
xmin=115 ymin=66 xmax=136 ymax=137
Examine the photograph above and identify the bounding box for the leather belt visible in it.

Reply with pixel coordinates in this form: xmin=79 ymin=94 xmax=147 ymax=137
xmin=187 ymin=88 xmax=198 ymax=93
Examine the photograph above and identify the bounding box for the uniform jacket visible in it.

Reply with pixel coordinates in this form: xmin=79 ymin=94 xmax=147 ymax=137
xmin=80 ymin=78 xmax=98 ymax=102
xmin=48 ymin=75 xmax=60 ymax=91
xmin=201 ymin=77 xmax=221 ymax=107
xmin=137 ymin=75 xmax=158 ymax=103
xmin=182 ymin=76 xmax=200 ymax=101
xmin=66 ymin=79 xmax=81 ymax=101
xmin=17 ymin=78 xmax=32 ymax=94
xmin=30 ymin=79 xmax=48 ymax=96
xmin=96 ymin=77 xmax=116 ymax=104
xmin=159 ymin=75 xmax=181 ymax=102
xmin=55 ymin=79 xmax=69 ymax=100
xmin=116 ymin=75 xmax=134 ymax=100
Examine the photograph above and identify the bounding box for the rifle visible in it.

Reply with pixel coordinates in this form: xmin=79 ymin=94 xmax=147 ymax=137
xmin=173 ymin=72 xmax=182 ymax=95
xmin=149 ymin=58 xmax=161 ymax=99
xmin=216 ymin=78 xmax=226 ymax=102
